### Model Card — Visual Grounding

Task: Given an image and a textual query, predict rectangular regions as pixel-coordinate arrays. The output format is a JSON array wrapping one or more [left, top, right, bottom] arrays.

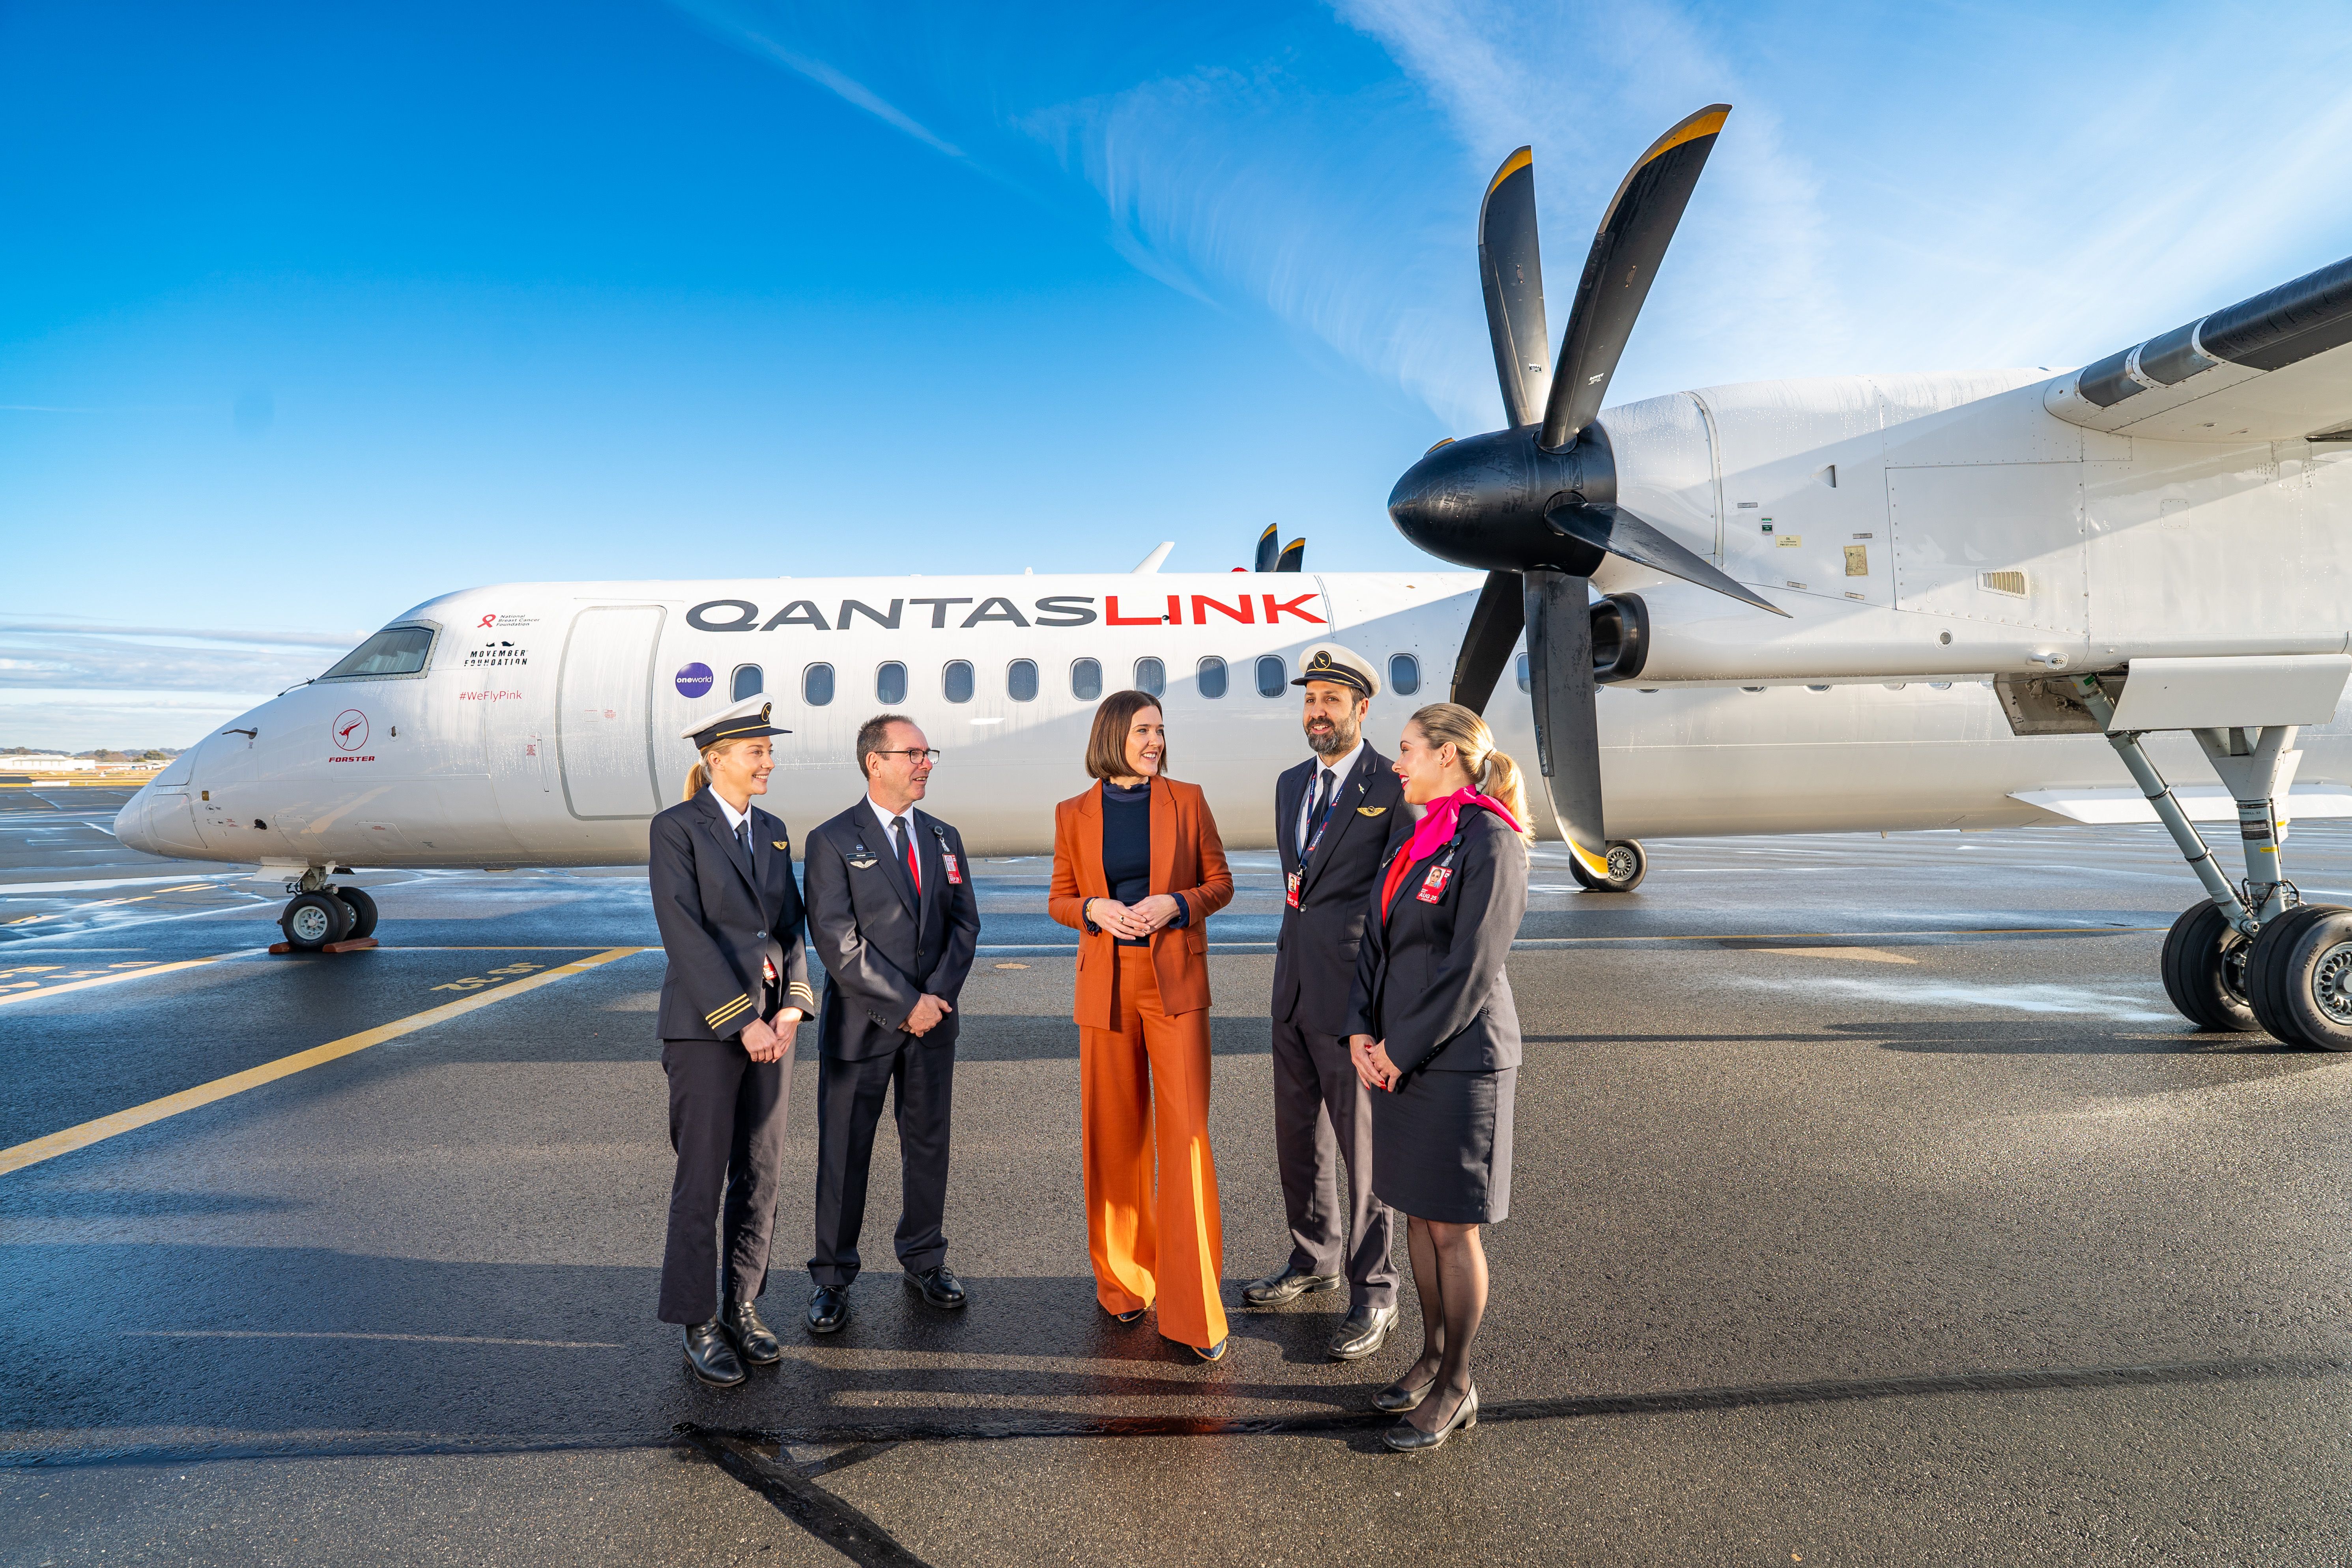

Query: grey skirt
[[1370, 1065, 1515, 1224]]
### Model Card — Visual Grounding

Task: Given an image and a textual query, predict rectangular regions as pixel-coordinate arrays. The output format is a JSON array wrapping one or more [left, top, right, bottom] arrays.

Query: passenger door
[[557, 605, 667, 819]]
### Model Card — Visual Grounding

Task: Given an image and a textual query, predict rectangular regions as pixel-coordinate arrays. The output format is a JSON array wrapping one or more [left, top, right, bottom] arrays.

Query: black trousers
[[658, 1035, 791, 1325], [808, 1037, 955, 1287], [1271, 1015, 1398, 1310]]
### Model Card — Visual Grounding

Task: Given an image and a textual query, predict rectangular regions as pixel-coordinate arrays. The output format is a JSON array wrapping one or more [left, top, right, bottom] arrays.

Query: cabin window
[[731, 664, 763, 701], [320, 624, 436, 680], [1389, 653, 1420, 696], [1514, 652, 1530, 694], [1255, 655, 1286, 698], [877, 662, 908, 704], [1071, 658, 1102, 701], [802, 663, 835, 706], [1133, 658, 1165, 698], [943, 661, 975, 703], [1197, 656, 1228, 699], [1007, 659, 1039, 702]]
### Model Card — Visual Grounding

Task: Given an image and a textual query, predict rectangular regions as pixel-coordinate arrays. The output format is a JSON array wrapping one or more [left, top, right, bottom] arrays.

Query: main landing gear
[[1570, 839, 1647, 893], [276, 868, 378, 952], [2075, 682, 2352, 1049]]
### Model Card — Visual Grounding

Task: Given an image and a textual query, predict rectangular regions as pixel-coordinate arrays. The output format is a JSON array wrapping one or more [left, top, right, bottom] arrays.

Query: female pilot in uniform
[[648, 695, 817, 1387]]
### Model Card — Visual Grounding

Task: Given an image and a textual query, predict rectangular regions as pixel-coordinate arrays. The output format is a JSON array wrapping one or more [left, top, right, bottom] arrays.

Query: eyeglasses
[[875, 748, 942, 764]]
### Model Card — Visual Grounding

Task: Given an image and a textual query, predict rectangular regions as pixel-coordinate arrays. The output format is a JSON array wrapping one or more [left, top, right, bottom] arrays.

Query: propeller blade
[[1522, 568, 1610, 877], [1478, 146, 1550, 429], [1538, 105, 1729, 452], [1449, 570, 1525, 713], [1277, 537, 1305, 572], [1254, 524, 1279, 574], [1546, 500, 1788, 617]]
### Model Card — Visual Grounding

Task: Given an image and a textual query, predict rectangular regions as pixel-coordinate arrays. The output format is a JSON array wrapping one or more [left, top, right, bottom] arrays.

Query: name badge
[[941, 851, 963, 885], [1416, 865, 1452, 903], [1285, 869, 1302, 909], [762, 956, 778, 983]]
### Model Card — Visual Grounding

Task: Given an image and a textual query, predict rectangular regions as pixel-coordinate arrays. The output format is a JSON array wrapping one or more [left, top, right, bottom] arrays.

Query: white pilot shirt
[[1296, 738, 1365, 856]]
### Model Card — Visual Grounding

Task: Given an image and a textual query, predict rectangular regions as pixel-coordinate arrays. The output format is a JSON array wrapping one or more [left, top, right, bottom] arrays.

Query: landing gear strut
[[2076, 678, 2349, 1048]]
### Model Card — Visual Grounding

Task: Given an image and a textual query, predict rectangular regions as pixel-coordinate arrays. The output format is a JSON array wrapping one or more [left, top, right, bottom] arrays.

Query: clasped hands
[[739, 1008, 804, 1064], [1349, 1033, 1402, 1093], [1086, 893, 1183, 942], [903, 992, 954, 1037]]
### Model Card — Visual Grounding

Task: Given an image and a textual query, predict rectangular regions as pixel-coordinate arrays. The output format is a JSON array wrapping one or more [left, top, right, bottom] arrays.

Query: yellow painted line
[[0, 945, 646, 1176], [0, 953, 242, 1005]]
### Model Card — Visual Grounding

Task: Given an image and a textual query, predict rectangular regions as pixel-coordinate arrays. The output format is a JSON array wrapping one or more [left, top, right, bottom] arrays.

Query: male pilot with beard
[[1241, 644, 1414, 1359]]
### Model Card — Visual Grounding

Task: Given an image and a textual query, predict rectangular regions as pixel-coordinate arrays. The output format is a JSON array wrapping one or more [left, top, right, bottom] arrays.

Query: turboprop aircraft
[[114, 104, 2352, 1046]]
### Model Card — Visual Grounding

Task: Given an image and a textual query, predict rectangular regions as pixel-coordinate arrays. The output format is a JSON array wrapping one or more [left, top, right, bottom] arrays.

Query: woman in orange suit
[[1049, 689, 1236, 1359]]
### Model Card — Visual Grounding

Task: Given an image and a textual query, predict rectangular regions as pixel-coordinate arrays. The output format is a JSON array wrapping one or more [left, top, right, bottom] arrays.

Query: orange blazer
[[1049, 776, 1234, 1029]]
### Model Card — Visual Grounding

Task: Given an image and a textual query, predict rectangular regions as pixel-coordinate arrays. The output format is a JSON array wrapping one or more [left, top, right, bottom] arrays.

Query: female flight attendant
[[647, 695, 817, 1388], [1346, 702, 1530, 1450], [1048, 690, 1236, 1359]]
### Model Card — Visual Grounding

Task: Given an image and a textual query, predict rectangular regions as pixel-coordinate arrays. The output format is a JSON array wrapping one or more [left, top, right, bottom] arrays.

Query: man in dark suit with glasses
[[800, 714, 981, 1335]]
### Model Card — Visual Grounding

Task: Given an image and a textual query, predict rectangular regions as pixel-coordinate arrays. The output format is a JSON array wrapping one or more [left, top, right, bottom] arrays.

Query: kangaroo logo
[[333, 710, 370, 752]]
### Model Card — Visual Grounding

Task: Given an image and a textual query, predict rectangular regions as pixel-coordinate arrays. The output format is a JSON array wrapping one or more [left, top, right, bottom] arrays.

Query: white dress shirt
[[1296, 739, 1364, 856], [711, 789, 754, 863], [869, 795, 920, 864]]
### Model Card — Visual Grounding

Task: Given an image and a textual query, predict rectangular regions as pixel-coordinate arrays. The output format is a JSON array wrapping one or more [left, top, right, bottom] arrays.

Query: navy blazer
[[649, 789, 814, 1042], [802, 800, 982, 1062], [1271, 746, 1411, 1036], [1345, 806, 1527, 1076]]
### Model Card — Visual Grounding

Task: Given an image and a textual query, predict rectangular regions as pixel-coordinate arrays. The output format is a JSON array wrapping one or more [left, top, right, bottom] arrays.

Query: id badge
[[1285, 869, 1302, 909], [1416, 865, 1452, 904], [942, 851, 963, 885], [763, 955, 778, 983]]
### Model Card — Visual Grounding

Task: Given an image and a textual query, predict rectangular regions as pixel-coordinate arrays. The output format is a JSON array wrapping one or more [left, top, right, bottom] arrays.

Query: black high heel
[[1382, 1384, 1477, 1451], [1373, 1370, 1440, 1413]]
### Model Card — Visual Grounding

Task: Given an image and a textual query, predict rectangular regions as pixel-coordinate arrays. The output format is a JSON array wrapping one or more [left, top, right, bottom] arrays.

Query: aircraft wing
[[2043, 252, 2352, 442]]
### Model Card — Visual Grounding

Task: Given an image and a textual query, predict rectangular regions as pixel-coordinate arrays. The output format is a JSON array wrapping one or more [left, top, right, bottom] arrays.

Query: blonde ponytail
[[682, 736, 747, 802], [1408, 702, 1532, 839]]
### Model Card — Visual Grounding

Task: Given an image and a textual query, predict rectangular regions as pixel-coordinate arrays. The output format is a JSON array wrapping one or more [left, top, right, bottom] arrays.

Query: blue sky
[[6, 0, 2350, 748]]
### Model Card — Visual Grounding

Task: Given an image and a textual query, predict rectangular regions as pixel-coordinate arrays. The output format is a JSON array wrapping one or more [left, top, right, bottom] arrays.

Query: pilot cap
[[682, 694, 790, 751], [1291, 643, 1379, 699]]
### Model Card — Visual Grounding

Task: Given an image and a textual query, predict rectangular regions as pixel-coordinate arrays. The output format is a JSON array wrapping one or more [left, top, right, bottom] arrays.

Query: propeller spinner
[[1388, 105, 1784, 878]]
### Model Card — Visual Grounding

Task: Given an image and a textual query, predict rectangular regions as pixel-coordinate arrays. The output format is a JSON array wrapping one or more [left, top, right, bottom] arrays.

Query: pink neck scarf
[[1404, 786, 1523, 862]]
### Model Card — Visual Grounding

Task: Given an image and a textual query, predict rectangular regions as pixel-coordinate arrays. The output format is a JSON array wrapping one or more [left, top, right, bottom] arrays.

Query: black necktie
[[1303, 769, 1334, 857], [735, 818, 753, 868], [892, 815, 919, 894]]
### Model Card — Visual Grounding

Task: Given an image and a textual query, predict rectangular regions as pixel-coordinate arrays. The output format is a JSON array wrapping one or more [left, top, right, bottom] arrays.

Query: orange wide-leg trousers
[[1081, 946, 1228, 1349]]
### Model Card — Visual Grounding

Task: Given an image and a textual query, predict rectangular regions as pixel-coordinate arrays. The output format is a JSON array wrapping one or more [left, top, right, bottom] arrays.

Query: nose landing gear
[[273, 868, 379, 953]]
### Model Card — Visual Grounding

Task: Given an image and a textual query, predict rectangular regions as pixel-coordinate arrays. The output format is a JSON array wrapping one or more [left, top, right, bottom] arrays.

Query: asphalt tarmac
[[5, 784, 2351, 1565]]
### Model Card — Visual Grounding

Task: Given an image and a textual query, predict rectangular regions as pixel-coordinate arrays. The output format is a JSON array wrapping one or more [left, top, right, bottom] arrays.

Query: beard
[[1306, 712, 1359, 758]]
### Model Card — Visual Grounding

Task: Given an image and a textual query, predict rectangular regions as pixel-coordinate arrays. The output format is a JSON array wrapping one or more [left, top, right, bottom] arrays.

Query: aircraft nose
[[114, 786, 159, 856]]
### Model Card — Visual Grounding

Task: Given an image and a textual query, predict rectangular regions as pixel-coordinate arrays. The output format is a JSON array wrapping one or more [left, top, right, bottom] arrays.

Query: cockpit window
[[320, 624, 437, 681]]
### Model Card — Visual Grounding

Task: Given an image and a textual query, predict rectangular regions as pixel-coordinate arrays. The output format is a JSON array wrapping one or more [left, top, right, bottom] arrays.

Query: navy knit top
[[1099, 779, 1189, 946]]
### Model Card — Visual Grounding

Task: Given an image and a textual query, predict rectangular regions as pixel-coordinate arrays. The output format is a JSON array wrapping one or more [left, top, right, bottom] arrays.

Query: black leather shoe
[[1374, 1370, 1438, 1412], [1327, 1302, 1397, 1361], [1191, 1337, 1229, 1362], [723, 1299, 782, 1366], [1384, 1385, 1477, 1451], [1103, 1301, 1148, 1324], [683, 1319, 746, 1387], [905, 1265, 967, 1310], [1240, 1269, 1344, 1306], [806, 1285, 849, 1335]]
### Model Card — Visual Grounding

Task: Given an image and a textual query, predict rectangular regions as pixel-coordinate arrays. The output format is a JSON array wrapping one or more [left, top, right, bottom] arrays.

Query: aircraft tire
[[2247, 906, 2352, 1050], [1572, 839, 1647, 894], [280, 891, 353, 951], [2157, 899, 2258, 1033], [333, 886, 379, 940]]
